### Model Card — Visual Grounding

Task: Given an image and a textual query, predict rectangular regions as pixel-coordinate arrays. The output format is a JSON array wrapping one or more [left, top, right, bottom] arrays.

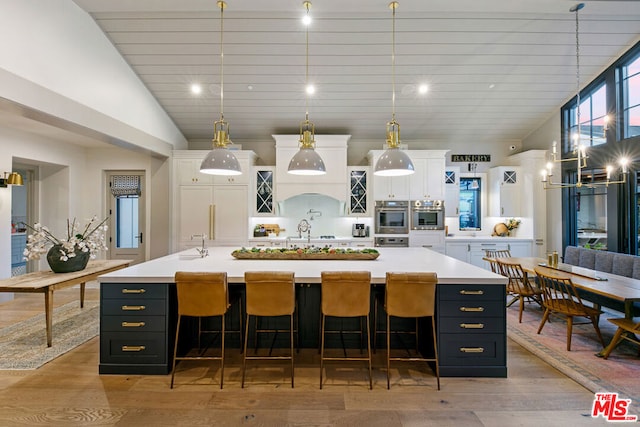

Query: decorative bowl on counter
[[231, 247, 379, 260]]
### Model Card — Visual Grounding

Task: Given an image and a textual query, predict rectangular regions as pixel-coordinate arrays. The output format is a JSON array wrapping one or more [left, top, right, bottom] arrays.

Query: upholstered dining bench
[[563, 246, 640, 316]]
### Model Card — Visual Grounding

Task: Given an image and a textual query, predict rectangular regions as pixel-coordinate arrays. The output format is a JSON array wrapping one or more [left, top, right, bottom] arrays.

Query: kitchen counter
[[98, 246, 505, 285], [98, 246, 507, 377]]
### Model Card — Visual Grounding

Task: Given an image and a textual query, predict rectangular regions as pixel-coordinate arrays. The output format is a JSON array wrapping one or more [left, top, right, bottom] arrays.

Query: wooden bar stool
[[171, 271, 238, 389], [320, 271, 372, 390], [242, 271, 296, 388], [383, 272, 440, 390]]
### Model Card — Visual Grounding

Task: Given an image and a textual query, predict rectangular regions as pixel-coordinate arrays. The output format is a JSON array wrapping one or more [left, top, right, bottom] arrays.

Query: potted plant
[[22, 216, 109, 273]]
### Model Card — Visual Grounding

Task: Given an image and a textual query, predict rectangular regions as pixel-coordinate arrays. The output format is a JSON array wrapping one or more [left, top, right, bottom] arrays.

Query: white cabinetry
[[409, 153, 446, 200], [409, 230, 445, 254], [368, 150, 447, 201], [173, 150, 255, 251], [509, 150, 548, 257], [446, 239, 532, 270], [368, 150, 410, 200], [274, 134, 349, 201], [444, 166, 460, 217], [176, 158, 213, 185], [489, 166, 521, 217]]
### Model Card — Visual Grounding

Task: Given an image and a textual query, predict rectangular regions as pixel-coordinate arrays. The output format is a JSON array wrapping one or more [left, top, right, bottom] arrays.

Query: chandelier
[[374, 1, 415, 177], [541, 3, 627, 189], [200, 1, 242, 176], [288, 1, 326, 176]]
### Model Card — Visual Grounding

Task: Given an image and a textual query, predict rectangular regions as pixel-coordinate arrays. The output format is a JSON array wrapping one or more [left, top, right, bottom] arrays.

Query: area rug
[[0, 300, 99, 369], [507, 303, 640, 402]]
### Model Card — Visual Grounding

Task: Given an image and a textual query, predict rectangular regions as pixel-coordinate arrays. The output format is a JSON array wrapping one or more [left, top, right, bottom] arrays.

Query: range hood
[[273, 134, 350, 202]]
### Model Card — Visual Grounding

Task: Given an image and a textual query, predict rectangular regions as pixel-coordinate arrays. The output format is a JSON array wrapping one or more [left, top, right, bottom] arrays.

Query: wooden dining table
[[497, 257, 640, 357], [500, 257, 640, 320]]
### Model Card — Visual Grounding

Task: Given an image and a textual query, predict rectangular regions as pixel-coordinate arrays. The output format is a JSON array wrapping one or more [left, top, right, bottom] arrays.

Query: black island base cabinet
[[98, 282, 506, 378]]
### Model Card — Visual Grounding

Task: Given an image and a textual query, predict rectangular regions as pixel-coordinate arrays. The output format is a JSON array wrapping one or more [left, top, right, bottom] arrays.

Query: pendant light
[[288, 1, 326, 176], [374, 1, 414, 177], [200, 0, 242, 176], [540, 3, 628, 189]]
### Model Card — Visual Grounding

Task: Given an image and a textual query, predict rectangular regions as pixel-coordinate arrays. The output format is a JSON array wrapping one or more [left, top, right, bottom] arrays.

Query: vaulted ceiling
[[69, 0, 640, 146]]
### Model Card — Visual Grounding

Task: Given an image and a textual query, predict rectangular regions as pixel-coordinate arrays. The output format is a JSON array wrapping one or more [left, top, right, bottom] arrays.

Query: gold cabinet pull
[[209, 204, 215, 239], [121, 288, 146, 294], [122, 345, 146, 352], [121, 305, 146, 311], [459, 323, 485, 329], [460, 347, 485, 353], [121, 321, 146, 328], [459, 290, 484, 295], [459, 306, 485, 312]]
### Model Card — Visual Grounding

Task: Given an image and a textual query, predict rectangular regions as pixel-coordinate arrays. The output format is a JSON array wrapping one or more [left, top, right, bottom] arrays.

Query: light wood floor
[[0, 286, 611, 426]]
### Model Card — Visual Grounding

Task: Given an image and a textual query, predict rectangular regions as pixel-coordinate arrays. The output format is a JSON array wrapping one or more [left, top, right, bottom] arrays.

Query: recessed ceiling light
[[306, 84, 315, 95], [190, 83, 202, 95], [489, 84, 496, 89], [247, 85, 254, 90], [418, 84, 428, 94]]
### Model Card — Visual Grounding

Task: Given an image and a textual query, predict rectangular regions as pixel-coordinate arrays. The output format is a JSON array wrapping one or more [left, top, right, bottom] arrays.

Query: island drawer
[[438, 284, 504, 301], [101, 315, 166, 332], [438, 334, 506, 366], [439, 300, 505, 317], [102, 298, 166, 316], [100, 332, 167, 364], [102, 284, 166, 299], [438, 316, 504, 334]]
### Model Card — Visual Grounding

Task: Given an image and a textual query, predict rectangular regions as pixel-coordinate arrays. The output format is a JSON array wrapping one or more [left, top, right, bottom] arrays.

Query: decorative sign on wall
[[451, 154, 491, 162]]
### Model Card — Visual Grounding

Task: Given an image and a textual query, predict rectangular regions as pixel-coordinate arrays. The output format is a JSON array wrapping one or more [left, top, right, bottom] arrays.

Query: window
[[569, 83, 607, 148], [622, 54, 640, 139], [575, 170, 608, 250], [459, 178, 481, 230]]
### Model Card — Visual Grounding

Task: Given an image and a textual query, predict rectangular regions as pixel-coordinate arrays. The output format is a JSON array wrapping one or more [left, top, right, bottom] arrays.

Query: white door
[[107, 172, 146, 265]]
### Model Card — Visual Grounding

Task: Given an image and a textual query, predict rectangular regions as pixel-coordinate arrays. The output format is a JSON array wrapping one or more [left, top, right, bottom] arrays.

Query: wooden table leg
[[80, 282, 86, 308], [596, 300, 634, 357], [44, 289, 53, 347]]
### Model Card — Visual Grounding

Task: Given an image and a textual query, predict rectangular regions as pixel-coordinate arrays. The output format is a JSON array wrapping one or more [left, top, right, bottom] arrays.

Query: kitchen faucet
[[191, 234, 208, 258], [297, 219, 311, 242]]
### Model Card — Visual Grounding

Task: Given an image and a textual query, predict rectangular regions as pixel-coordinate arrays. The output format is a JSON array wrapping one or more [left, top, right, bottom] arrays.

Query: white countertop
[[98, 246, 506, 285]]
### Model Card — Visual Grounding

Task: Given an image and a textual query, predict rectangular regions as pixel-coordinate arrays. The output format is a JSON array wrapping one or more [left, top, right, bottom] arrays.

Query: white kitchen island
[[98, 247, 507, 377]]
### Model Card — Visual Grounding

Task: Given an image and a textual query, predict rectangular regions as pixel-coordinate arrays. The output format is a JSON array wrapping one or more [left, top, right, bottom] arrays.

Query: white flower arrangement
[[505, 218, 521, 232], [22, 216, 109, 262]]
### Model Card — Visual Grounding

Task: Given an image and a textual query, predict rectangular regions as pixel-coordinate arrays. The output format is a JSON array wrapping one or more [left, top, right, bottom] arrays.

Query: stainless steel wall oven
[[411, 200, 445, 230], [374, 200, 409, 234]]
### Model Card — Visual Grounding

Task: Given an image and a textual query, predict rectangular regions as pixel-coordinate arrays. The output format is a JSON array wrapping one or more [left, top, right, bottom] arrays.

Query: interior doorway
[[107, 171, 146, 265]]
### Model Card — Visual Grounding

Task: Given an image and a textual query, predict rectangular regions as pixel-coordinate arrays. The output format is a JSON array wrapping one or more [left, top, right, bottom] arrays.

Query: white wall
[[0, 128, 170, 280], [0, 0, 187, 155]]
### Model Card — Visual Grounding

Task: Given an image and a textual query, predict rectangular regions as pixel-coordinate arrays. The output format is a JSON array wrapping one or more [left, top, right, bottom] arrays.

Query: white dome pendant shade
[[200, 121, 242, 176], [288, 119, 326, 175], [199, 0, 242, 176], [288, 1, 326, 176], [374, 1, 415, 177]]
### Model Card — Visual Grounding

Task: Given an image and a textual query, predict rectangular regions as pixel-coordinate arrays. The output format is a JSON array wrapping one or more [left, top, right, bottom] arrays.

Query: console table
[[0, 259, 131, 346]]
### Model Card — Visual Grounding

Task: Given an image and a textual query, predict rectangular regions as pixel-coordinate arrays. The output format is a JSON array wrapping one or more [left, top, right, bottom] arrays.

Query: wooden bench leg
[[44, 289, 53, 347], [80, 282, 86, 309]]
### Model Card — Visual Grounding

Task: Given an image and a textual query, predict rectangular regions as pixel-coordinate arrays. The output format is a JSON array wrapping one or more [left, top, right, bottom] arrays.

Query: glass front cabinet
[[254, 167, 275, 216], [348, 167, 370, 216]]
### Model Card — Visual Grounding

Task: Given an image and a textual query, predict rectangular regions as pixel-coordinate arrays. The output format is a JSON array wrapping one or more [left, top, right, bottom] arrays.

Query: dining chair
[[171, 271, 240, 389], [534, 267, 605, 351], [242, 271, 296, 388], [496, 259, 543, 323], [383, 272, 440, 390], [320, 271, 372, 390], [601, 318, 640, 359]]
